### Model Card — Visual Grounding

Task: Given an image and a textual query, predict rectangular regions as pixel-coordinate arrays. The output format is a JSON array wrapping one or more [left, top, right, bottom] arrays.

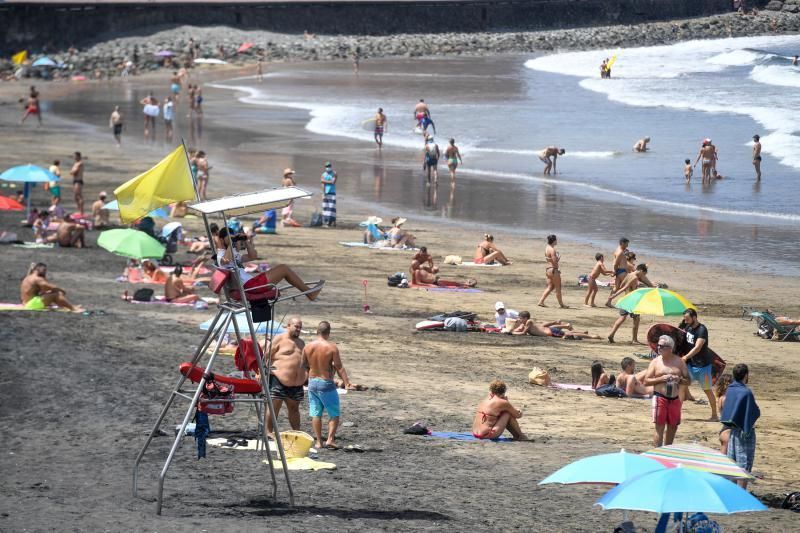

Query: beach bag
[[781, 491, 800, 513], [132, 288, 154, 302], [595, 384, 627, 398], [209, 268, 231, 294], [528, 367, 551, 387], [443, 317, 468, 332], [198, 378, 235, 415], [443, 255, 463, 265], [309, 211, 323, 227], [387, 272, 406, 287]]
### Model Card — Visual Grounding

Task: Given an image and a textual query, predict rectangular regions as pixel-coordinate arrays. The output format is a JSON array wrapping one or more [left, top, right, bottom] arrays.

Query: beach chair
[[754, 311, 800, 341]]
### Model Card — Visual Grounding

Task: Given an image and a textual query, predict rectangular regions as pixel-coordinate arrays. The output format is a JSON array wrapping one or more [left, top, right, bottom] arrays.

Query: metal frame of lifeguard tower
[[132, 186, 323, 515]]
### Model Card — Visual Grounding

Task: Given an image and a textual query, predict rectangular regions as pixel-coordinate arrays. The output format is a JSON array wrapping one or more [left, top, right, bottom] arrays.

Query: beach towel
[[411, 283, 482, 293], [548, 383, 594, 391], [127, 295, 215, 307], [425, 431, 513, 442], [577, 274, 613, 287], [456, 262, 502, 268], [338, 241, 418, 251], [12, 242, 55, 249], [321, 193, 336, 225], [720, 381, 760, 435], [0, 302, 65, 312]]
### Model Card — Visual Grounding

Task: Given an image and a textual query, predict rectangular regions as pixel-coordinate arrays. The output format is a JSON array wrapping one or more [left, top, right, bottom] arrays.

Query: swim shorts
[[652, 393, 682, 426], [549, 327, 564, 338], [614, 268, 627, 276], [113, 123, 123, 135], [49, 186, 61, 198], [374, 126, 384, 135], [727, 428, 756, 472], [619, 309, 639, 319], [269, 374, 304, 402], [307, 378, 340, 418], [24, 296, 46, 310], [171, 83, 180, 94], [687, 364, 712, 391]]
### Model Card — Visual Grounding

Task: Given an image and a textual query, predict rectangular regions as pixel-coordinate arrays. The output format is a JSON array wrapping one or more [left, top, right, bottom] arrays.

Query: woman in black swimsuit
[[537, 234, 567, 308]]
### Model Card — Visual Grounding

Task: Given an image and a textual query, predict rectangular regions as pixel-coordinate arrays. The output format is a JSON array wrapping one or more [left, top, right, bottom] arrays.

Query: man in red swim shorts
[[643, 335, 690, 447]]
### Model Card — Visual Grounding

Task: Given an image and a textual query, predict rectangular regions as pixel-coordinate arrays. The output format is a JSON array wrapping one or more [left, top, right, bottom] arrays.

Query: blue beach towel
[[426, 431, 513, 442]]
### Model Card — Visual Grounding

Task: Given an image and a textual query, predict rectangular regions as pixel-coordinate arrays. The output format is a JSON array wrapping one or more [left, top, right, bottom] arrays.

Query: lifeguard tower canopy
[[189, 186, 312, 216]]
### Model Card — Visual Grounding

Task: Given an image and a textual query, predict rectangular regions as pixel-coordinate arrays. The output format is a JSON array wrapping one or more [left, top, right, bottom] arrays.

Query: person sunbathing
[[764, 309, 800, 326], [410, 246, 439, 284], [55, 221, 86, 248], [20, 262, 82, 312], [472, 379, 527, 441], [189, 223, 218, 254], [474, 233, 512, 265], [142, 260, 168, 283], [616, 357, 653, 398], [165, 265, 199, 304], [591, 361, 610, 389], [387, 217, 416, 249], [511, 311, 600, 339]]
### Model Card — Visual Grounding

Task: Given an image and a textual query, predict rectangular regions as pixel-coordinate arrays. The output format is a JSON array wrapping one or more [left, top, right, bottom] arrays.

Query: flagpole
[[180, 138, 217, 258]]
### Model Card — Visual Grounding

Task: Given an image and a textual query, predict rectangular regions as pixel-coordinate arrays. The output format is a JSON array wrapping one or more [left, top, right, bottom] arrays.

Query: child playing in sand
[[684, 159, 693, 182], [585, 253, 613, 307]]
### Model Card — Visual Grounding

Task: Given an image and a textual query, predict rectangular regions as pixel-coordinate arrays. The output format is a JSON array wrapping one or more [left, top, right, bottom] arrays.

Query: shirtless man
[[195, 151, 209, 201], [91, 191, 110, 228], [642, 335, 690, 447], [70, 151, 85, 214], [538, 146, 565, 175], [55, 221, 86, 248], [633, 136, 650, 153], [20, 263, 81, 312], [694, 140, 716, 185], [616, 357, 653, 398], [374, 107, 387, 148], [752, 134, 762, 181], [410, 246, 439, 284], [169, 71, 182, 104], [606, 263, 655, 344], [164, 265, 198, 304], [303, 321, 353, 449], [472, 380, 527, 440], [109, 106, 123, 146], [20, 85, 42, 126], [414, 99, 429, 128], [611, 237, 630, 291], [266, 317, 307, 434]]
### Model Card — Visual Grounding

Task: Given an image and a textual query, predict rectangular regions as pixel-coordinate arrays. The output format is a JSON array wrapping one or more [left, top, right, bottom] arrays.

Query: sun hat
[[393, 217, 407, 226], [495, 301, 505, 311], [283, 168, 295, 176], [358, 215, 383, 227]]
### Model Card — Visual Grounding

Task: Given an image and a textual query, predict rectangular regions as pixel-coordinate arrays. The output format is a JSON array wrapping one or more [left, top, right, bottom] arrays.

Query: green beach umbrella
[[615, 288, 695, 317], [97, 228, 165, 260]]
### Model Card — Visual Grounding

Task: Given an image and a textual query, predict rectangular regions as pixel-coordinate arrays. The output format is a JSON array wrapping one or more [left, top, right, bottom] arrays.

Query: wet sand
[[0, 70, 799, 531]]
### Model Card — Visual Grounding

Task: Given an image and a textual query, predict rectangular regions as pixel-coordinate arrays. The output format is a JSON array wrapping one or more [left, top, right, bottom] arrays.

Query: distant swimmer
[[423, 135, 440, 184], [752, 134, 762, 181], [444, 138, 462, 184], [684, 159, 693, 182], [538, 146, 565, 175], [693, 139, 716, 185], [633, 136, 650, 153], [374, 107, 387, 148], [793, 55, 798, 66]]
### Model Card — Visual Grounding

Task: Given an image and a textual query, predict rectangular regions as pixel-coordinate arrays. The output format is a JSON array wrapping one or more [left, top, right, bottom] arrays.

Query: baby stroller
[[158, 222, 182, 266]]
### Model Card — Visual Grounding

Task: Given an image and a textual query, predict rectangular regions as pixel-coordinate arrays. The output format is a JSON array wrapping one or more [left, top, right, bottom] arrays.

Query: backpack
[[309, 211, 323, 227], [387, 272, 407, 287], [132, 288, 154, 302], [595, 384, 627, 398]]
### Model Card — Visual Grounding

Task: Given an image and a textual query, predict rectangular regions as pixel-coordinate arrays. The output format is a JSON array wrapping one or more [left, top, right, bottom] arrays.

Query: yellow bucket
[[279, 430, 314, 458]]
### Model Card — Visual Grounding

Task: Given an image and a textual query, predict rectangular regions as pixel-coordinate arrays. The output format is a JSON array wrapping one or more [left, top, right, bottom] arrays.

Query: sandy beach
[[1, 65, 799, 532]]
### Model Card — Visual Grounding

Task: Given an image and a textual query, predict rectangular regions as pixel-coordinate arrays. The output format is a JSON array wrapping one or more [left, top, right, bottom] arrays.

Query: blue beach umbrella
[[540, 449, 667, 486], [596, 467, 767, 514], [103, 199, 170, 219], [0, 164, 60, 217], [32, 57, 57, 67], [199, 314, 285, 335]]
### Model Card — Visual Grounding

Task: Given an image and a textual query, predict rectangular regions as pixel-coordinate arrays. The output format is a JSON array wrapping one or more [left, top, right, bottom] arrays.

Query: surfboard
[[414, 125, 424, 135], [361, 118, 377, 131]]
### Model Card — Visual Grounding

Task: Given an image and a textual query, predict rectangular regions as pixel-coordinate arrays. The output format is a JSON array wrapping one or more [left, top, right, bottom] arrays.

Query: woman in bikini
[[474, 234, 511, 265], [537, 234, 567, 308], [714, 373, 733, 454], [472, 380, 527, 441], [591, 361, 611, 389]]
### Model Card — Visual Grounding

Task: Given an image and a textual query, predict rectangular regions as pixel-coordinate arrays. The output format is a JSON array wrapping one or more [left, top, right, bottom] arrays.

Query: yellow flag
[[12, 50, 28, 65], [114, 145, 196, 223]]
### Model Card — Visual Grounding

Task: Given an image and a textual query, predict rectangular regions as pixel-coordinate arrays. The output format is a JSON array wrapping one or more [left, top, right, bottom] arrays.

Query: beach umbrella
[[98, 228, 165, 260], [32, 57, 57, 67], [615, 288, 695, 317], [237, 42, 254, 53], [199, 314, 285, 335], [0, 195, 24, 211], [0, 164, 60, 217], [540, 449, 668, 486], [103, 199, 170, 219], [641, 443, 753, 480], [154, 50, 174, 57], [161, 221, 182, 238], [596, 467, 766, 514]]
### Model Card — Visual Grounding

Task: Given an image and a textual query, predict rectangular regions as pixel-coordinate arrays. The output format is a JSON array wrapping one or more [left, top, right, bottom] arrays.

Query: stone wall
[[764, 0, 800, 12], [1, 0, 735, 52]]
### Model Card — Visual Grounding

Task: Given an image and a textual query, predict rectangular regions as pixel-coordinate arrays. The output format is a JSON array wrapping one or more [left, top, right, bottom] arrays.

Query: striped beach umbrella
[[616, 288, 695, 317], [641, 443, 753, 480]]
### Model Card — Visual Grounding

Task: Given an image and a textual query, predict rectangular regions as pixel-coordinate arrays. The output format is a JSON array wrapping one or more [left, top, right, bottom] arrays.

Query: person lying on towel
[[472, 380, 527, 440], [511, 311, 600, 340]]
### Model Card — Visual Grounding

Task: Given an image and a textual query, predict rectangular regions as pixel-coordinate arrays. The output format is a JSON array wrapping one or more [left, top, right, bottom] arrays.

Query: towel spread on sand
[[549, 383, 594, 391], [425, 431, 514, 442], [454, 262, 502, 268], [411, 283, 483, 293], [127, 296, 216, 307], [339, 241, 419, 251], [577, 275, 613, 287], [12, 242, 55, 249]]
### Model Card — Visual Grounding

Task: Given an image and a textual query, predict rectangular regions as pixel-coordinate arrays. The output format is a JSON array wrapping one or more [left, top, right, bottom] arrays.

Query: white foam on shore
[[706, 49, 764, 66], [750, 64, 800, 88]]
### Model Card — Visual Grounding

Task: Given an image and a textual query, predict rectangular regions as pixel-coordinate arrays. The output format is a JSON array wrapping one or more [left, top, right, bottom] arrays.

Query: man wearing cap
[[281, 168, 301, 227], [494, 302, 519, 331], [320, 162, 337, 227], [642, 335, 690, 447], [91, 191, 110, 228], [752, 134, 762, 181]]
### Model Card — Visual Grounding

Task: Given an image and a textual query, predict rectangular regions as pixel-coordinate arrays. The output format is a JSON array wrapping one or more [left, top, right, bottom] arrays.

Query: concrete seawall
[[1, 0, 741, 51]]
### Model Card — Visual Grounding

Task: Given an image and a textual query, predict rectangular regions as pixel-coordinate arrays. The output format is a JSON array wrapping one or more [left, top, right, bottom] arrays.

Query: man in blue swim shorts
[[680, 309, 717, 421], [303, 321, 353, 449]]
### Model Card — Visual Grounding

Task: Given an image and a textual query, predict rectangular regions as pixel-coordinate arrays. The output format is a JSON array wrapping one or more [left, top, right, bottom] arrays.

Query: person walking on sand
[[20, 85, 42, 126], [633, 136, 650, 153], [642, 335, 690, 447], [20, 262, 82, 312], [281, 168, 301, 227], [445, 138, 462, 184], [163, 96, 175, 143], [472, 380, 527, 441], [679, 309, 718, 421], [752, 134, 762, 181], [374, 108, 387, 148], [606, 263, 655, 344], [585, 253, 613, 307], [303, 321, 353, 449], [721, 363, 760, 488], [321, 162, 337, 227], [109, 106, 123, 146], [537, 234, 567, 308], [538, 146, 565, 175], [611, 237, 630, 290], [70, 151, 85, 214], [352, 48, 360, 74], [265, 317, 307, 435]]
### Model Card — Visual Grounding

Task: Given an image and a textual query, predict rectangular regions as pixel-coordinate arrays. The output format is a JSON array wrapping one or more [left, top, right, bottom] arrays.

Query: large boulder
[[765, 0, 784, 9]]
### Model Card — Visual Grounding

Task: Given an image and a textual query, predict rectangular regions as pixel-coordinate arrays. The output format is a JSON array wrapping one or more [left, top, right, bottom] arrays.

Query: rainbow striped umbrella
[[616, 288, 695, 316], [642, 443, 753, 480]]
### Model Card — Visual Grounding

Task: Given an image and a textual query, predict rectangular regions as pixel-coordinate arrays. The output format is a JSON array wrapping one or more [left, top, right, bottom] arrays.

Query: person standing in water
[[444, 138, 462, 185], [256, 57, 264, 82], [423, 135, 440, 185], [163, 96, 175, 143], [109, 106, 123, 147], [374, 108, 387, 148], [633, 136, 650, 152], [538, 146, 565, 175], [694, 140, 716, 185], [414, 99, 429, 129], [752, 134, 762, 181]]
